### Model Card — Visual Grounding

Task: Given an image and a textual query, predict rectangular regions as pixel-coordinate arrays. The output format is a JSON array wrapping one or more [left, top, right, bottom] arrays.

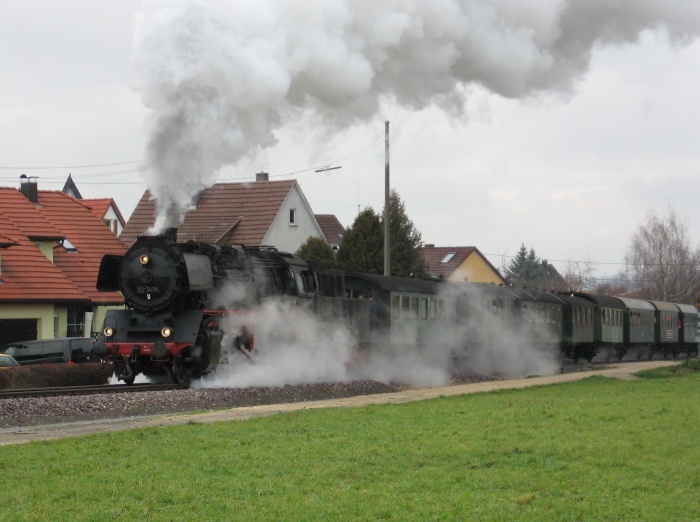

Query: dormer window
[[440, 252, 456, 264], [289, 208, 297, 226], [103, 218, 118, 234]]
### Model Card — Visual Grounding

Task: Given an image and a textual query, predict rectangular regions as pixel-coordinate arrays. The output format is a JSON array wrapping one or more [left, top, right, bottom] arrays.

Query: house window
[[289, 208, 297, 226], [103, 218, 118, 234], [440, 252, 456, 263]]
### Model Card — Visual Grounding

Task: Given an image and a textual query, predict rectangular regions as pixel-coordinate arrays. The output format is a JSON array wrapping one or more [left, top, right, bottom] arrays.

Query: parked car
[[0, 353, 19, 367], [2, 337, 94, 365]]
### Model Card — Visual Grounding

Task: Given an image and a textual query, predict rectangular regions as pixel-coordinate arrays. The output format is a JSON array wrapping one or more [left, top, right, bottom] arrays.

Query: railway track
[[0, 359, 659, 400], [3, 356, 695, 402], [0, 383, 188, 400]]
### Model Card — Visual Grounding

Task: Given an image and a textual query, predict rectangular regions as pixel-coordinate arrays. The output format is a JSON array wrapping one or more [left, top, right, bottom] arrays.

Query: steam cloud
[[198, 285, 562, 389], [132, 0, 700, 230]]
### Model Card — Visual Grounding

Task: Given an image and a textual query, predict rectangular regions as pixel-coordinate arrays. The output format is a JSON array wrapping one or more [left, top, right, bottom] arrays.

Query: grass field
[[1, 362, 699, 521]]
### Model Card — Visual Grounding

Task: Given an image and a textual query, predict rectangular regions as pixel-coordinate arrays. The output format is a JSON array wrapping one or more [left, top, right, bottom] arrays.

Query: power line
[[0, 160, 141, 170]]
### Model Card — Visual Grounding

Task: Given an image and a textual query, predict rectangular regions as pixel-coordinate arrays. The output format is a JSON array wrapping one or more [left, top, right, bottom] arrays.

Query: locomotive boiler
[[93, 229, 317, 384]]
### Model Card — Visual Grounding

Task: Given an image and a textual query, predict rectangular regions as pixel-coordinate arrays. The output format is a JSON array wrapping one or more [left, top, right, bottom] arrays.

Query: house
[[62, 174, 127, 236], [120, 173, 325, 252], [315, 214, 345, 251], [83, 198, 127, 236], [539, 261, 569, 292], [0, 178, 126, 346], [422, 245, 507, 285]]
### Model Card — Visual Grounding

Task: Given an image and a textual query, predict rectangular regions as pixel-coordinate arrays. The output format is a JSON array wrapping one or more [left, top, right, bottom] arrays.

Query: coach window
[[402, 296, 410, 316], [420, 298, 428, 320]]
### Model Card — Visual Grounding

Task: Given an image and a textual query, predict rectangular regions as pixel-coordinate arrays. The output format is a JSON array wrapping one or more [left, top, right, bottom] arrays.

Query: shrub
[[0, 362, 114, 389]]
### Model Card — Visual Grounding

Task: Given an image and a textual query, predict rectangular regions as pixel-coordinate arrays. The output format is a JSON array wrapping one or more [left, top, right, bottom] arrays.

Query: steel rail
[[0, 383, 188, 400]]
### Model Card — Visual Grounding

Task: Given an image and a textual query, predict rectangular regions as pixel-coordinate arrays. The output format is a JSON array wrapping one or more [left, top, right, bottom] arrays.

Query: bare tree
[[625, 207, 700, 303], [594, 272, 633, 297], [561, 258, 598, 291]]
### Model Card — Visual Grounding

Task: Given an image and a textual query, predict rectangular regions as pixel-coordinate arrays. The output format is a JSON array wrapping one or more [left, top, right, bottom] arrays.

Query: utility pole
[[384, 120, 391, 276]]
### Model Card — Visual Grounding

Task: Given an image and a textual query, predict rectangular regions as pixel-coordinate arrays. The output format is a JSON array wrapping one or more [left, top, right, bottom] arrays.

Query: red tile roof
[[120, 180, 297, 246], [315, 214, 345, 247], [0, 188, 63, 240], [0, 187, 126, 305], [36, 192, 126, 304], [0, 233, 17, 248], [0, 212, 88, 302], [82, 197, 126, 227]]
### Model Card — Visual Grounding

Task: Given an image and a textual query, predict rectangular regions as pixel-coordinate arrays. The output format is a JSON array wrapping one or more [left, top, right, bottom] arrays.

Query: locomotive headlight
[[103, 326, 114, 337], [161, 327, 172, 338], [140, 254, 150, 265]]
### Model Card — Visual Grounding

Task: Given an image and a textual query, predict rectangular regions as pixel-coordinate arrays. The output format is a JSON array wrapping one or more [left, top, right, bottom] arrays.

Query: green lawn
[[1, 363, 699, 521]]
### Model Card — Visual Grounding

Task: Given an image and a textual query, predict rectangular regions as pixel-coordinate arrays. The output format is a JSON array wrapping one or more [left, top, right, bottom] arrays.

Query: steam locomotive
[[93, 230, 317, 384]]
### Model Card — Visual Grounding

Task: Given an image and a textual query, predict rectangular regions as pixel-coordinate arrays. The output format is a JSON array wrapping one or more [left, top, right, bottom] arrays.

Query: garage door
[[0, 319, 38, 348]]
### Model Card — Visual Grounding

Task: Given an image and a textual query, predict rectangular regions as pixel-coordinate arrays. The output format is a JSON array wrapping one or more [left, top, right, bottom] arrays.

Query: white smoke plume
[[197, 284, 561, 389], [132, 0, 700, 229]]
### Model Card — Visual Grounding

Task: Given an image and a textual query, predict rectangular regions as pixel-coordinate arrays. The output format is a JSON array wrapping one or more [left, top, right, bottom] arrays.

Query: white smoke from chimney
[[132, 0, 700, 229]]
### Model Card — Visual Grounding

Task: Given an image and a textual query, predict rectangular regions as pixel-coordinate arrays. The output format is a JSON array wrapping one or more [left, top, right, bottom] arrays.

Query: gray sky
[[1, 1, 699, 283]]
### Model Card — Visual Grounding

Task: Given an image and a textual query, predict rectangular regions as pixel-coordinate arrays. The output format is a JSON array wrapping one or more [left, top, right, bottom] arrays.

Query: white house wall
[[104, 205, 124, 236], [263, 184, 324, 252]]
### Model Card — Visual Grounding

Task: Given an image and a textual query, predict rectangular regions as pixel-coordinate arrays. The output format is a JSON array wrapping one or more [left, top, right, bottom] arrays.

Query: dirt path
[[0, 360, 678, 446]]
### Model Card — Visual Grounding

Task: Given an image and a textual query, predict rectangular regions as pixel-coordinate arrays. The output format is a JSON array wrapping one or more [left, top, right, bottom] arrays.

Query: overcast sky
[[1, 1, 699, 282]]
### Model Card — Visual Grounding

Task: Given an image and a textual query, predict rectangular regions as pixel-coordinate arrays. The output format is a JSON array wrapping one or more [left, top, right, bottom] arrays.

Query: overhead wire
[[0, 127, 676, 274]]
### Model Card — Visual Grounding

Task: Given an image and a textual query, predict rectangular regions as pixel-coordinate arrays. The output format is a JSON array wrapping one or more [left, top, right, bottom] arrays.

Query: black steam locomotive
[[93, 230, 316, 384]]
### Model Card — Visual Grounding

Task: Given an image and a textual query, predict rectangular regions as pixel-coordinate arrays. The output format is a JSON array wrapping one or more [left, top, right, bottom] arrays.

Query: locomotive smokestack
[[163, 227, 178, 242]]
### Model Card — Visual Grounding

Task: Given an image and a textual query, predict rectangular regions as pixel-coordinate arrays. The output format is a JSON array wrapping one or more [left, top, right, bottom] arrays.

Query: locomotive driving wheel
[[172, 355, 191, 386]]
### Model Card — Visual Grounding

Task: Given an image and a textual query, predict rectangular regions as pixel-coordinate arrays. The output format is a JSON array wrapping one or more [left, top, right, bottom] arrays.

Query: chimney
[[255, 172, 269, 182], [19, 174, 39, 203]]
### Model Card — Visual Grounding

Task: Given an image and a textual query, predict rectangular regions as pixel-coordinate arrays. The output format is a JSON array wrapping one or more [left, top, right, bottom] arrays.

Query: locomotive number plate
[[137, 286, 161, 294]]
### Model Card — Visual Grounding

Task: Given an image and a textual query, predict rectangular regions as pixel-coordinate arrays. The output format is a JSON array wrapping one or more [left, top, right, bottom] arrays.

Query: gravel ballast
[[1, 379, 488, 429]]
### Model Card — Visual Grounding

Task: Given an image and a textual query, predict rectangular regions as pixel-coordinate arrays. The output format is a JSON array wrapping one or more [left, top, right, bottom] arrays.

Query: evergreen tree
[[337, 191, 428, 277], [382, 190, 429, 278], [505, 243, 546, 287], [337, 208, 384, 273], [296, 236, 338, 268]]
